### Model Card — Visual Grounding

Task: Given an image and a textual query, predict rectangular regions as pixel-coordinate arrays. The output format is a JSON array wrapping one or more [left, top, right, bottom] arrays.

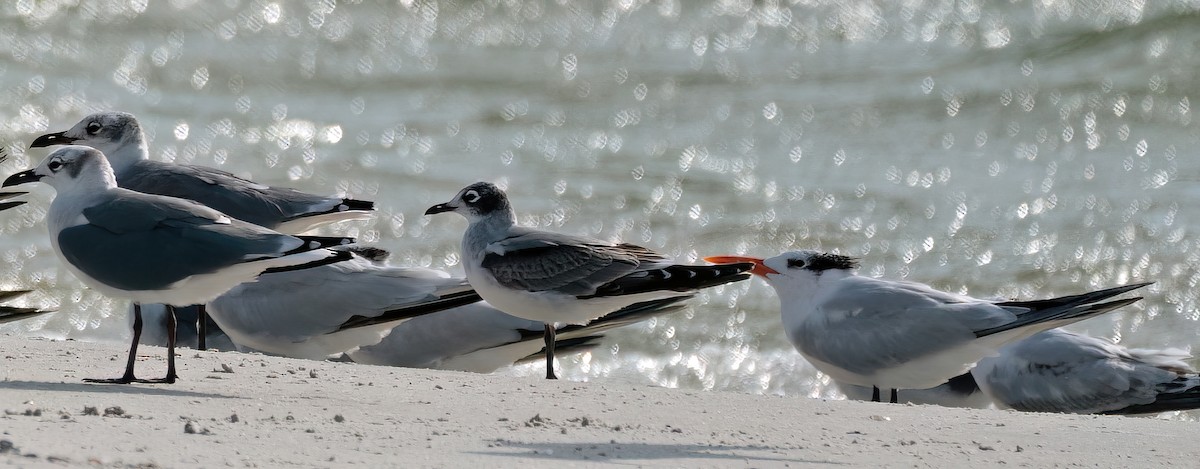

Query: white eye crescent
[[463, 190, 481, 204]]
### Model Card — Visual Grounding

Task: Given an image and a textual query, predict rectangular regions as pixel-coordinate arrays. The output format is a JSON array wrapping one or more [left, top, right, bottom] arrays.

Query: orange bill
[[703, 255, 778, 276]]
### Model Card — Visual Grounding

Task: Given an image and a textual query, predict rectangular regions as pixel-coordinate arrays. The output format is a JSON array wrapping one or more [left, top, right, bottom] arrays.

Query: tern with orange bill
[[704, 250, 1151, 403]]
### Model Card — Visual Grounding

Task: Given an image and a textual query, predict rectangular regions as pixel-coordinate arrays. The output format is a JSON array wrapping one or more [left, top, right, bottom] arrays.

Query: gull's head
[[2, 145, 117, 193], [30, 112, 146, 170], [424, 182, 513, 223], [704, 250, 859, 290]]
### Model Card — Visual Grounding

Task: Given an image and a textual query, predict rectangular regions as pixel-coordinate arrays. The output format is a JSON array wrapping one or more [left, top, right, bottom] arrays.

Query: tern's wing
[[208, 257, 475, 359], [792, 276, 1016, 376], [347, 302, 540, 372], [974, 329, 1193, 414]]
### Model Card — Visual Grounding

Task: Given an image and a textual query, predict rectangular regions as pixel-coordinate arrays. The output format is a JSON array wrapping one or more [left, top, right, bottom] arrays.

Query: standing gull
[[30, 112, 374, 233], [2, 146, 353, 383], [704, 251, 1150, 403], [425, 182, 753, 379], [30, 112, 375, 348]]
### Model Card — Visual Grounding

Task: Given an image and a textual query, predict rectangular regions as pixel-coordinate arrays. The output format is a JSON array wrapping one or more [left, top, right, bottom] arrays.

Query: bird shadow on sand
[[0, 379, 239, 399], [472, 439, 844, 465]]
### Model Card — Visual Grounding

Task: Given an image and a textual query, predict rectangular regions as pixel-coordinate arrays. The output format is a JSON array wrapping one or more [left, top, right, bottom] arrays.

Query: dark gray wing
[[118, 159, 347, 229], [480, 230, 662, 296], [58, 191, 300, 291]]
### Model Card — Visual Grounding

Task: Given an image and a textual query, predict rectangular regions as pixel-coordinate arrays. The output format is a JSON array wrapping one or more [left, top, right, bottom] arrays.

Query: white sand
[[2, 335, 1197, 468]]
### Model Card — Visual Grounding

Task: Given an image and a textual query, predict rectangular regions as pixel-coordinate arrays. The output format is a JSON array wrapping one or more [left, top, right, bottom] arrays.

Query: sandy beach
[[0, 336, 1196, 468]]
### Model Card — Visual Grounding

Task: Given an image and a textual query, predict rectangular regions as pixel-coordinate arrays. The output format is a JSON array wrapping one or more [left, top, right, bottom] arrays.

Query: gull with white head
[[31, 112, 374, 349], [2, 146, 354, 383]]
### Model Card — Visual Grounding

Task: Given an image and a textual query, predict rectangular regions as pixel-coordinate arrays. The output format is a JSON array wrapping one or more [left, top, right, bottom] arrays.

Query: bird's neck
[[776, 269, 855, 334], [103, 140, 150, 174], [463, 209, 516, 257]]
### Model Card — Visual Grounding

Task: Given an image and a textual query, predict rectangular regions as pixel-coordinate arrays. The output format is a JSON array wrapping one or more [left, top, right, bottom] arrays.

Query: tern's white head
[[30, 111, 148, 173], [705, 250, 860, 299], [2, 145, 118, 196], [424, 181, 515, 226]]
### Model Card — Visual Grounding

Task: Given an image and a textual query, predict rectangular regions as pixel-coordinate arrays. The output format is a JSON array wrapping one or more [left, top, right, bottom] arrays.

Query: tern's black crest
[[800, 252, 860, 272], [459, 182, 510, 216]]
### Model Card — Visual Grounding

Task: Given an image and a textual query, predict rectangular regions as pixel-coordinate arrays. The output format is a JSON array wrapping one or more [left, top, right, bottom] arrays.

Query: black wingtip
[[0, 307, 55, 325], [340, 198, 375, 211], [0, 290, 33, 302], [262, 249, 354, 275], [290, 235, 356, 254], [1100, 381, 1200, 415], [335, 289, 483, 331]]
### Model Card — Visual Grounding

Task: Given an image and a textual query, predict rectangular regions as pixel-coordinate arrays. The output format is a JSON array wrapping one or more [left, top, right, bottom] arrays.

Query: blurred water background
[[0, 0, 1197, 412]]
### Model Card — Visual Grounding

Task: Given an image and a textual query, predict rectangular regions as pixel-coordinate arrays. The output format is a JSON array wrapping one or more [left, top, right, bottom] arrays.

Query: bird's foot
[[83, 375, 137, 385], [133, 375, 177, 385]]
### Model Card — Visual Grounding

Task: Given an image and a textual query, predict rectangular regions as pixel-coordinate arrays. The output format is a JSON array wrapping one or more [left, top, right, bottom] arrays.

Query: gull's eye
[[48, 160, 63, 172], [85, 122, 101, 135], [462, 190, 481, 204], [787, 258, 806, 269]]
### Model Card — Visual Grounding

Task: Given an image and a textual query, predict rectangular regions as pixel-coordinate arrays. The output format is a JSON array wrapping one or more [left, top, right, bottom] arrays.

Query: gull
[[30, 112, 374, 233], [137, 246, 689, 371], [200, 248, 481, 360], [971, 329, 1200, 415], [31, 112, 375, 348], [2, 146, 354, 384], [703, 251, 1150, 403], [426, 182, 753, 379], [0, 290, 55, 325], [348, 295, 691, 373]]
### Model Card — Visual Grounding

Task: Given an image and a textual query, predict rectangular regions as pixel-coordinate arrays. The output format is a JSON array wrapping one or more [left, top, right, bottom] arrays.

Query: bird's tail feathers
[[582, 263, 752, 298], [976, 296, 1142, 338], [339, 198, 375, 212], [334, 289, 483, 332], [262, 249, 353, 275], [1101, 376, 1200, 415], [0, 306, 55, 325], [287, 235, 356, 255], [514, 335, 606, 366], [556, 295, 692, 340], [996, 282, 1152, 311], [0, 289, 33, 303]]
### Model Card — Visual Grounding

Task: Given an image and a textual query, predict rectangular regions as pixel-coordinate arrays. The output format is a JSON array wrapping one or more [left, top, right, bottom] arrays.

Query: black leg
[[871, 386, 880, 402], [84, 303, 143, 384], [197, 304, 207, 351], [543, 323, 558, 380], [890, 388, 899, 404], [131, 305, 179, 384]]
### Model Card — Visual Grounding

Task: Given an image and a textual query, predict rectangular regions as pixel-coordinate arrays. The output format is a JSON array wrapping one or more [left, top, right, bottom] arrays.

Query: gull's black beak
[[425, 203, 455, 215], [29, 131, 76, 148], [2, 169, 43, 187]]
